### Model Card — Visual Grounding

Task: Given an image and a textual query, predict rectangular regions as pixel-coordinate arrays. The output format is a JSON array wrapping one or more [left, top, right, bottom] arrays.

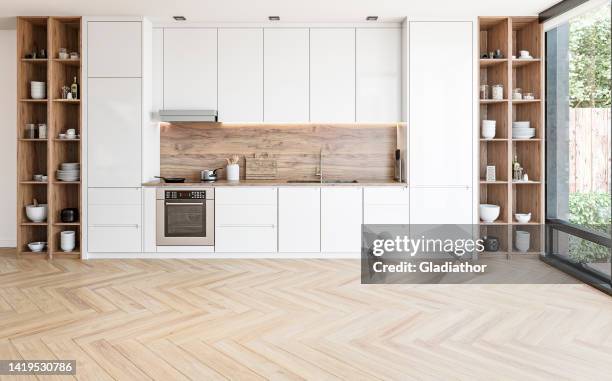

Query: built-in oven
[[156, 188, 214, 246]]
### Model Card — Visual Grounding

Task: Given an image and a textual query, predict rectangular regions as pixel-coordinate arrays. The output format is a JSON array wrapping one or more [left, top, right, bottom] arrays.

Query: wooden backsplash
[[160, 123, 399, 181]]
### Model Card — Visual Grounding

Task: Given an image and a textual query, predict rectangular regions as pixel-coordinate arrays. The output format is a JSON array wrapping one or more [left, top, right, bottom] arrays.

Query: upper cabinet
[[309, 28, 356, 123], [163, 28, 217, 110], [409, 21, 473, 186], [87, 21, 142, 77], [356, 28, 402, 123], [263, 28, 310, 123], [218, 28, 264, 122]]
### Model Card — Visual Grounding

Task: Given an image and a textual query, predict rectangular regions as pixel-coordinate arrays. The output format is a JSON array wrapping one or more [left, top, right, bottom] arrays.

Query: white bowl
[[482, 127, 496, 139], [27, 241, 46, 252], [25, 204, 48, 222], [479, 204, 500, 223], [515, 213, 532, 223]]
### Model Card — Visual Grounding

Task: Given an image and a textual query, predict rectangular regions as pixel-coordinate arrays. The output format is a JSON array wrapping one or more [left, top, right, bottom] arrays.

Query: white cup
[[519, 50, 530, 58], [60, 230, 76, 252], [66, 129, 76, 136]]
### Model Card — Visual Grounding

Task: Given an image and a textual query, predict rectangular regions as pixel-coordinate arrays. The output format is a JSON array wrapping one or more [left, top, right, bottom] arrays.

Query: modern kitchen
[[1, 0, 611, 378]]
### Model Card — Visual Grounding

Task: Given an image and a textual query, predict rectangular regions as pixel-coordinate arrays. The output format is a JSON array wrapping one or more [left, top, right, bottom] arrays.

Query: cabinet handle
[[90, 224, 140, 228]]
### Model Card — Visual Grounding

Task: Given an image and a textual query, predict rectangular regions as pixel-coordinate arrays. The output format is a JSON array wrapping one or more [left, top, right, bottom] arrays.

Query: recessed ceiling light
[[366, 16, 378, 21], [268, 16, 280, 21], [173, 16, 186, 21]]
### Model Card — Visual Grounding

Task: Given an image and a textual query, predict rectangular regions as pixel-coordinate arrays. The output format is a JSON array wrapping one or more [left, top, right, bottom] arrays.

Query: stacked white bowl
[[57, 162, 80, 181], [515, 230, 531, 252], [481, 120, 496, 140], [60, 231, 76, 252], [512, 121, 535, 139], [30, 81, 46, 99]]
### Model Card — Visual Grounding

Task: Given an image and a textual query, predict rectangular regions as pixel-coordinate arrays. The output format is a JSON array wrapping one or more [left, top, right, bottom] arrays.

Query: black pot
[[483, 236, 499, 252], [61, 208, 78, 223]]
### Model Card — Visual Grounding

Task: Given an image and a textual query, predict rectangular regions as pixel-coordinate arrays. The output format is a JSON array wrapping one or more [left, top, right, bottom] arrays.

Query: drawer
[[364, 187, 409, 205], [88, 225, 142, 252], [364, 205, 410, 224], [215, 225, 277, 252], [216, 204, 276, 226], [89, 187, 142, 205], [89, 204, 142, 226], [215, 187, 277, 205]]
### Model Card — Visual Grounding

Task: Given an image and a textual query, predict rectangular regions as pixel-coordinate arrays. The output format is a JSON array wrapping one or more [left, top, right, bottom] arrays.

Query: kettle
[[201, 168, 222, 182]]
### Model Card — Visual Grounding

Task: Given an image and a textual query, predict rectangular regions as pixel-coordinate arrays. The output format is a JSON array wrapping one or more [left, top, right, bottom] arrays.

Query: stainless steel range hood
[[159, 109, 218, 122]]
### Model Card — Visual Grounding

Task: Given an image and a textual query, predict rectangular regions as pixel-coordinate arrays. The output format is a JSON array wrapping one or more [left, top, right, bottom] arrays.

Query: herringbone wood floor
[[0, 249, 611, 381]]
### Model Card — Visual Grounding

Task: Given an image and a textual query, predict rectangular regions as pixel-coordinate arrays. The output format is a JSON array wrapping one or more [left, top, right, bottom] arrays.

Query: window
[[545, 0, 611, 287]]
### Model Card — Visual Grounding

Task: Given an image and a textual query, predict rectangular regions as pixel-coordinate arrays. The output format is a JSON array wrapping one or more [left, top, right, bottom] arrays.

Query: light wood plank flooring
[[0, 249, 611, 380]]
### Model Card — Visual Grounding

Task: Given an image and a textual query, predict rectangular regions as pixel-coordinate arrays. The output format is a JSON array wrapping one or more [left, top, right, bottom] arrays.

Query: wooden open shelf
[[17, 16, 81, 260], [478, 16, 544, 246]]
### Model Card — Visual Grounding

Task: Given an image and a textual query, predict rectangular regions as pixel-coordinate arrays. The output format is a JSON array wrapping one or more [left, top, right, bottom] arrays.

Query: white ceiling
[[0, 0, 559, 24]]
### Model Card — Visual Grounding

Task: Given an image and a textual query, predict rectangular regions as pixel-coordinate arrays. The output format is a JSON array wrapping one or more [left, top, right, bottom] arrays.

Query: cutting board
[[246, 153, 278, 179]]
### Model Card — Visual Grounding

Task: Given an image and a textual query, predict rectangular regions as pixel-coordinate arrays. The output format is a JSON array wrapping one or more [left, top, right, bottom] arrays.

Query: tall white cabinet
[[408, 21, 474, 224], [86, 20, 146, 254]]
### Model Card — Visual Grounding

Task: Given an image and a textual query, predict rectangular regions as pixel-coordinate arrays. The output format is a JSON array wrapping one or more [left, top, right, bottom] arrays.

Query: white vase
[[60, 230, 76, 252], [226, 164, 239, 181]]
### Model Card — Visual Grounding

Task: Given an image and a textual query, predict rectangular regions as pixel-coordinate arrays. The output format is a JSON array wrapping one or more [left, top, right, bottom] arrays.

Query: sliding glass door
[[545, 0, 611, 290]]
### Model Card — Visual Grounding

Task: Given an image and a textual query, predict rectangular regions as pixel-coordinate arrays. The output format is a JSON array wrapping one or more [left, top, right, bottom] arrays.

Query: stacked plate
[[31, 81, 46, 99], [512, 121, 535, 139], [57, 162, 80, 182]]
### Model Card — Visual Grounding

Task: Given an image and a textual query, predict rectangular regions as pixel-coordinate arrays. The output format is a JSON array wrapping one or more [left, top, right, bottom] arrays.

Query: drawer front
[[89, 204, 142, 226], [216, 204, 276, 226], [364, 205, 410, 224], [89, 188, 142, 205], [363, 187, 409, 205], [215, 187, 277, 205], [88, 225, 142, 252], [215, 225, 277, 252]]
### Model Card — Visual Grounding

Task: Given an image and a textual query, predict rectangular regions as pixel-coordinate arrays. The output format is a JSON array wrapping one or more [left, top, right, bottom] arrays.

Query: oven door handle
[[165, 202, 205, 206]]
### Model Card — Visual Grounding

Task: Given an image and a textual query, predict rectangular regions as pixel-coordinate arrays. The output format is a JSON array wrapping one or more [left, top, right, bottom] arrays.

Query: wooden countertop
[[142, 179, 408, 187]]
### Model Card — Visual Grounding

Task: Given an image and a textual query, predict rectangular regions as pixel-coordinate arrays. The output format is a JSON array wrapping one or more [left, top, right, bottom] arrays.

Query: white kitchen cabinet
[[321, 187, 362, 253], [409, 22, 472, 186], [363, 187, 409, 224], [143, 187, 157, 252], [215, 187, 277, 252], [356, 28, 402, 122], [310, 28, 356, 122], [410, 187, 472, 224], [87, 21, 142, 77], [278, 187, 320, 253], [88, 188, 142, 253], [88, 78, 142, 187], [263, 29, 309, 122], [218, 28, 263, 122], [152, 28, 164, 113], [163, 28, 217, 110]]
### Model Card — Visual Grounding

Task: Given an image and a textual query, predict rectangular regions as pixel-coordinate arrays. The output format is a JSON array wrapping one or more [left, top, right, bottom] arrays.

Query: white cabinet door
[[278, 187, 320, 253], [363, 187, 410, 224], [87, 22, 141, 77], [409, 22, 472, 186], [263, 28, 309, 122], [356, 28, 402, 122], [321, 187, 362, 253], [310, 28, 355, 122], [163, 29, 217, 110], [410, 187, 472, 224], [215, 187, 277, 252], [143, 187, 157, 252], [218, 28, 263, 122], [88, 78, 141, 187], [88, 188, 142, 253], [152, 28, 164, 113]]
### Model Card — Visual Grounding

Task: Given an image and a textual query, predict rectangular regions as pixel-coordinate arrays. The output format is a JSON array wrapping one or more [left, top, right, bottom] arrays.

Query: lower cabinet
[[88, 188, 143, 252], [363, 187, 410, 224], [215, 187, 277, 252], [410, 187, 473, 224], [278, 187, 320, 253], [321, 187, 363, 253]]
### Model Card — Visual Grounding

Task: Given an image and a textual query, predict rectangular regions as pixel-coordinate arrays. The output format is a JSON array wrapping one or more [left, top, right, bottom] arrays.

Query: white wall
[[0, 29, 16, 247]]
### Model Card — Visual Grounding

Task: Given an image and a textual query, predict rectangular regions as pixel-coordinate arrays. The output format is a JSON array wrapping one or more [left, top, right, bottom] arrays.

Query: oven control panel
[[165, 190, 208, 200]]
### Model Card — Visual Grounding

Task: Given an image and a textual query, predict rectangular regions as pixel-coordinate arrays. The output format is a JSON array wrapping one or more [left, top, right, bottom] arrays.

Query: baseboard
[[85, 251, 361, 259], [0, 240, 16, 248]]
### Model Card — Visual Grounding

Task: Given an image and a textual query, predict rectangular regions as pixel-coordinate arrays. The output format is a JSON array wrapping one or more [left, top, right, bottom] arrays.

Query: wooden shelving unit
[[478, 16, 545, 253], [17, 16, 82, 259]]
